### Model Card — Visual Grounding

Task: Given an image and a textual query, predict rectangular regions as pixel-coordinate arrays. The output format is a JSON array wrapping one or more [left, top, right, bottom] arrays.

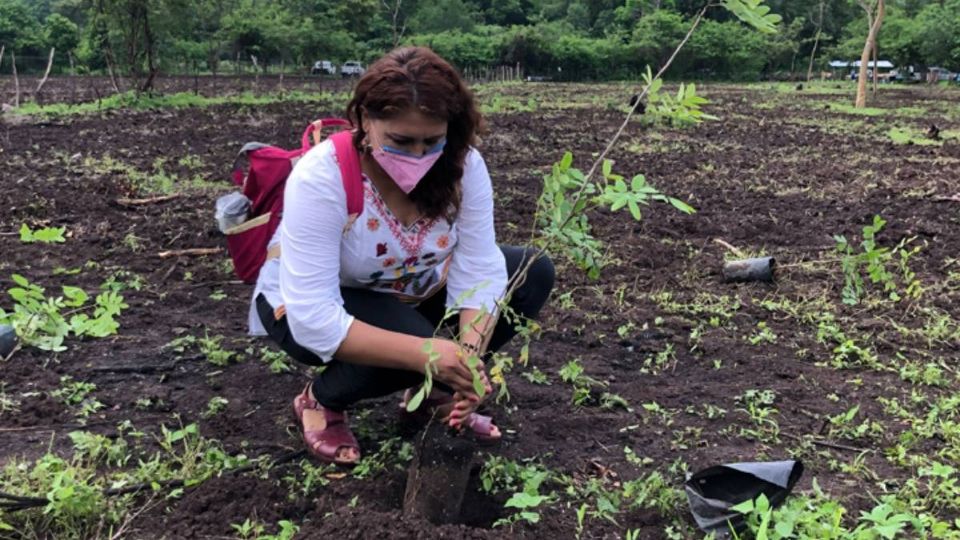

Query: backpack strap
[[301, 118, 350, 149], [329, 130, 364, 217]]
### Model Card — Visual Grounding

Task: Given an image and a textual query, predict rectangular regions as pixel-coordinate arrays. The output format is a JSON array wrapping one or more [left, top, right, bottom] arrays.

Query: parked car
[[312, 60, 336, 75], [341, 61, 365, 77]]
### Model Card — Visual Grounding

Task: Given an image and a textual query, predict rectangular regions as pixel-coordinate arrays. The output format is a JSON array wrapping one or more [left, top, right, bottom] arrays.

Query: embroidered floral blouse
[[248, 138, 507, 362]]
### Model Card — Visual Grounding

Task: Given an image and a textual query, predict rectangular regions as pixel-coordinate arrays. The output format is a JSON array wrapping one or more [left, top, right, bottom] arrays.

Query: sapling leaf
[[648, 77, 662, 96], [667, 197, 696, 214], [62, 286, 88, 308], [466, 355, 487, 398], [405, 386, 427, 412], [504, 492, 547, 509], [722, 0, 782, 34]]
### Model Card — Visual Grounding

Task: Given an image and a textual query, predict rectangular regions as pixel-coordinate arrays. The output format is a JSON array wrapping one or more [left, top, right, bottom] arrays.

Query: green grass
[[887, 127, 944, 146], [14, 90, 351, 117]]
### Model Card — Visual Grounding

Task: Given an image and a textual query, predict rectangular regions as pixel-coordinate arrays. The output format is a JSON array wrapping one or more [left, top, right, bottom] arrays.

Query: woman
[[249, 47, 554, 465]]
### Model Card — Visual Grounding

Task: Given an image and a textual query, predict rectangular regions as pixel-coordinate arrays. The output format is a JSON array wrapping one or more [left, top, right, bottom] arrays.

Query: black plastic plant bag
[[684, 460, 804, 536], [0, 324, 16, 358]]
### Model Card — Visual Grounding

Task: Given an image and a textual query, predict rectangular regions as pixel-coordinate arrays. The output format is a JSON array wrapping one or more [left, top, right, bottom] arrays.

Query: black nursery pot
[[722, 257, 775, 283], [0, 324, 16, 358]]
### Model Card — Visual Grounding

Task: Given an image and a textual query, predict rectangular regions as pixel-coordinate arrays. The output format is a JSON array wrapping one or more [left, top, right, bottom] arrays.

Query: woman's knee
[[527, 251, 555, 296], [510, 248, 554, 313]]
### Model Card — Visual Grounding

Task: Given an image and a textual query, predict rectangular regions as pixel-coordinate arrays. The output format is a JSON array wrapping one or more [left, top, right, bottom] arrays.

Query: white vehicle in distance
[[341, 61, 365, 77], [312, 60, 336, 75]]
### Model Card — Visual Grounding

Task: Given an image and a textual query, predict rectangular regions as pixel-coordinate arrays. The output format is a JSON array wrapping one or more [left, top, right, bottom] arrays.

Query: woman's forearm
[[459, 308, 495, 353], [334, 320, 428, 372]]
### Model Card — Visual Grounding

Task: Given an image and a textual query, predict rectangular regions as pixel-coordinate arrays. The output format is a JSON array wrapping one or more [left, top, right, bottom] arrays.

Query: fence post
[[11, 51, 20, 108], [250, 54, 260, 93], [34, 47, 56, 105]]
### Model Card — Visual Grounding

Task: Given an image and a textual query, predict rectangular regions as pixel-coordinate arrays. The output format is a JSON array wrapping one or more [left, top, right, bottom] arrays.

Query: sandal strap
[[304, 422, 359, 459]]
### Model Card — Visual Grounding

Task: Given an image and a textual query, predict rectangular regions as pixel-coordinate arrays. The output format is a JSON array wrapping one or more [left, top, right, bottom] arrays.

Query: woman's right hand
[[426, 339, 491, 400]]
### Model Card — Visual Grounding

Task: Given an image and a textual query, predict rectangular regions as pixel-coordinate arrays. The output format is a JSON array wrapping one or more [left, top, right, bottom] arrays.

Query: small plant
[[231, 519, 300, 540], [747, 321, 778, 345], [735, 389, 779, 442], [492, 467, 553, 528], [165, 333, 236, 366], [199, 334, 235, 366], [247, 345, 293, 374], [19, 224, 66, 244], [732, 489, 926, 539], [559, 358, 608, 406], [122, 233, 144, 252], [51, 376, 104, 419], [351, 437, 413, 479], [641, 67, 717, 127], [600, 392, 631, 411], [0, 275, 127, 353], [521, 367, 551, 385], [201, 396, 229, 418], [283, 460, 332, 498], [834, 215, 922, 305], [0, 383, 21, 414]]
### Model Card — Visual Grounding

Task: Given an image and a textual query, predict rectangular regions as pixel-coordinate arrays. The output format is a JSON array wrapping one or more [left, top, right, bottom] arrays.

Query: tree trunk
[[34, 48, 56, 104], [251, 54, 260, 92], [855, 0, 884, 108], [140, 7, 157, 93], [806, 1, 825, 82], [403, 421, 476, 525], [11, 52, 20, 108], [871, 33, 879, 95]]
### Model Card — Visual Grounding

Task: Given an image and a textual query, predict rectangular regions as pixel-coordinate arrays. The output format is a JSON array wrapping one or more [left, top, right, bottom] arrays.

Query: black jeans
[[256, 245, 554, 411]]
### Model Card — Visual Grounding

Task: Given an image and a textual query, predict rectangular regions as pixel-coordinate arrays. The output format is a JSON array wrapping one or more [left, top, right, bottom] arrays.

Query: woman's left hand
[[445, 366, 490, 429]]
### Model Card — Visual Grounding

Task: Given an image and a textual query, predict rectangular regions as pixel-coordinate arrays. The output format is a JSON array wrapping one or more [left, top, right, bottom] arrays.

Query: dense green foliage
[[0, 0, 958, 80]]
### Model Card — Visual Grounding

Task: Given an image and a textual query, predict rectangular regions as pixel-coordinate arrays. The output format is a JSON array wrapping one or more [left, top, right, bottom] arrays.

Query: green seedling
[[19, 224, 66, 244]]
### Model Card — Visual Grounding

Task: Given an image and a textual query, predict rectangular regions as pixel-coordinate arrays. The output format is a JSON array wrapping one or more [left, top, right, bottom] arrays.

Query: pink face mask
[[371, 138, 445, 194]]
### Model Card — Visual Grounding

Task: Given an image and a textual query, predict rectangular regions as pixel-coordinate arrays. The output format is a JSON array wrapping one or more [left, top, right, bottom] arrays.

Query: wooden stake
[[11, 51, 20, 109], [34, 47, 55, 104], [157, 247, 221, 259]]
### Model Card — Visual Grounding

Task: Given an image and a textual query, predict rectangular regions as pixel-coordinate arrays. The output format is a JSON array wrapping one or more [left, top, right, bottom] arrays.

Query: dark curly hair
[[347, 47, 483, 221]]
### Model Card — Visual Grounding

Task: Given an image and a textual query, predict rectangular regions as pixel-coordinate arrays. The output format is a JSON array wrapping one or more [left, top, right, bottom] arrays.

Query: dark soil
[[1, 79, 959, 539], [0, 74, 355, 105]]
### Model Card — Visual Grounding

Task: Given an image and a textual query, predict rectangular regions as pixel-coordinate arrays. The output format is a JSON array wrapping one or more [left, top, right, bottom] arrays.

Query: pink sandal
[[293, 385, 360, 466], [400, 390, 501, 443]]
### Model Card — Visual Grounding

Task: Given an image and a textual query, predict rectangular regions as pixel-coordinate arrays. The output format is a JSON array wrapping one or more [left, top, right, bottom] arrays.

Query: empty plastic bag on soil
[[684, 460, 803, 536], [0, 324, 17, 358], [215, 192, 251, 233]]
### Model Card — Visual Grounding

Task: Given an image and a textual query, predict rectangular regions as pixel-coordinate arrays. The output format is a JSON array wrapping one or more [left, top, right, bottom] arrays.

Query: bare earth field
[[1, 78, 959, 539]]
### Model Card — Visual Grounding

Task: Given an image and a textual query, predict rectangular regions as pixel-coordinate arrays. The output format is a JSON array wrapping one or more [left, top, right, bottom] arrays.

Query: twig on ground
[[186, 280, 245, 289], [157, 247, 221, 259], [116, 194, 181, 206], [933, 194, 960, 203], [713, 238, 746, 259], [783, 432, 870, 454]]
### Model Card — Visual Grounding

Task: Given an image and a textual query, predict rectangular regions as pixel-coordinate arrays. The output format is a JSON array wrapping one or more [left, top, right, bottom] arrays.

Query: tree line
[[0, 0, 958, 84]]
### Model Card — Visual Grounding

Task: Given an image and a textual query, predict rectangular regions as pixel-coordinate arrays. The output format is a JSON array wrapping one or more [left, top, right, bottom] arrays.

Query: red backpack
[[224, 119, 364, 283]]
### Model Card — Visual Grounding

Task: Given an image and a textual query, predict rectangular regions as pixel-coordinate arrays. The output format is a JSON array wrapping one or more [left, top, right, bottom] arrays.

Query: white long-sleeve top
[[247, 138, 507, 362]]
